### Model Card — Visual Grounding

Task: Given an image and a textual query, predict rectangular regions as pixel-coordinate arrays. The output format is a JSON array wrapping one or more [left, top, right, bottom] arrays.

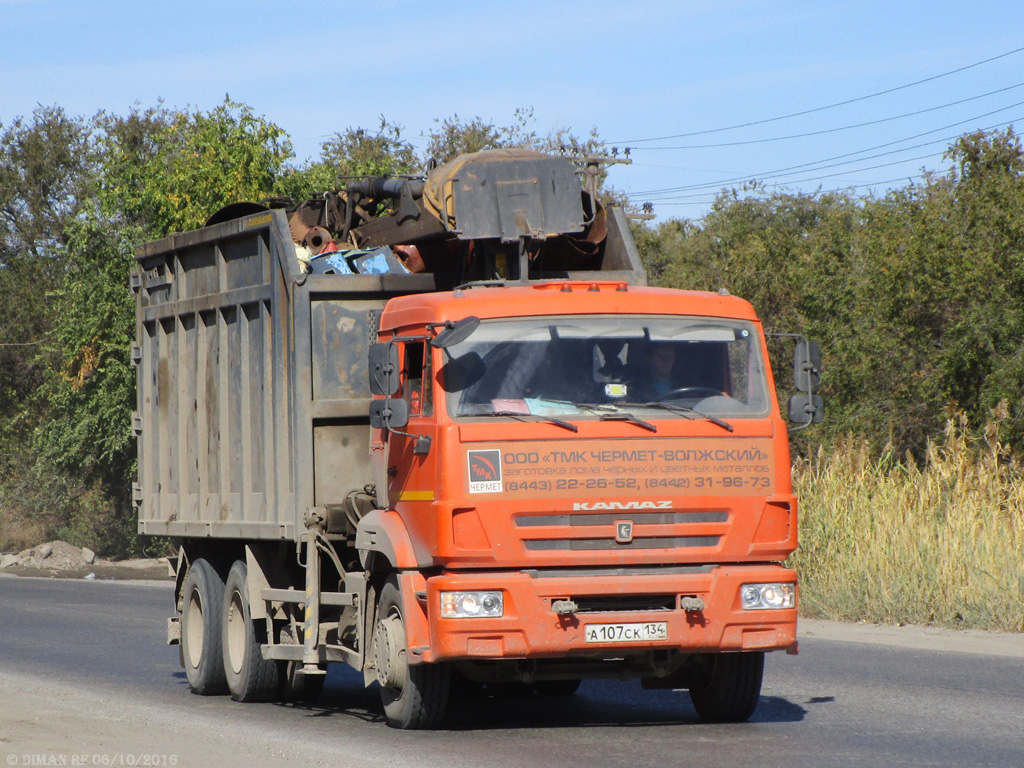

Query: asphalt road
[[1, 576, 1022, 768]]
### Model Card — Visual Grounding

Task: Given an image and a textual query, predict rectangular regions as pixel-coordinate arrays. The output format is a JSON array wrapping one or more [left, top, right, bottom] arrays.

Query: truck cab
[[363, 281, 799, 723]]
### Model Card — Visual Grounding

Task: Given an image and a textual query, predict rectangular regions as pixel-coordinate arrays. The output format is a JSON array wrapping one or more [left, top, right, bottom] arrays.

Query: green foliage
[[274, 116, 419, 203], [98, 97, 293, 237], [0, 105, 94, 259], [4, 96, 1024, 579], [0, 107, 93, 421], [38, 215, 137, 479], [23, 215, 141, 555], [2, 99, 298, 556], [323, 116, 420, 177], [424, 108, 538, 164], [645, 128, 1024, 457]]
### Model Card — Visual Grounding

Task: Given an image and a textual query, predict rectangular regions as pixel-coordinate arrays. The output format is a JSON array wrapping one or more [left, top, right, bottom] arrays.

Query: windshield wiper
[[478, 411, 579, 433], [642, 402, 734, 433], [570, 401, 657, 432], [598, 412, 657, 433]]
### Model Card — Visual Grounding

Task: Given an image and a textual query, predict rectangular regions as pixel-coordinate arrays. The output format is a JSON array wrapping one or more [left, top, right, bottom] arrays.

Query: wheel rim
[[375, 610, 408, 692], [185, 589, 204, 670], [226, 588, 246, 675]]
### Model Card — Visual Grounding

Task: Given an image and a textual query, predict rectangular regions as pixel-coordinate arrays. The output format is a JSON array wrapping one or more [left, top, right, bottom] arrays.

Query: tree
[[99, 98, 292, 238], [11, 99, 299, 553], [0, 107, 94, 422]]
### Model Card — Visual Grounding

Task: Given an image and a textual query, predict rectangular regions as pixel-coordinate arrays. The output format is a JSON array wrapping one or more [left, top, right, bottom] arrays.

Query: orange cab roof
[[379, 281, 760, 333]]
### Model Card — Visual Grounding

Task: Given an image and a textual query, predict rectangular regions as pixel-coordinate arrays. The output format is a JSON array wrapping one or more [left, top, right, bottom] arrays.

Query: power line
[[649, 171, 950, 211], [644, 151, 941, 200], [0, 340, 47, 347], [629, 115, 1022, 197], [624, 87, 1024, 151], [611, 44, 1024, 144], [638, 148, 942, 199]]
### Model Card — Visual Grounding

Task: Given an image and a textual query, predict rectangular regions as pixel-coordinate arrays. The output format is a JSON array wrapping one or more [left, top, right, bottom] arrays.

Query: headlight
[[440, 591, 504, 618], [740, 583, 795, 610]]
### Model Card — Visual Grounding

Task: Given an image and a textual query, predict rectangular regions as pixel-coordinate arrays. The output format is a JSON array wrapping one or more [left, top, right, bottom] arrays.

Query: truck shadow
[[291, 668, 809, 730]]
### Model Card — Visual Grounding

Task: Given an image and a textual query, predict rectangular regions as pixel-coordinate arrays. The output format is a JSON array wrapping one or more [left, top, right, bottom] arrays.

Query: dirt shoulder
[[0, 559, 173, 581], [799, 617, 1024, 659], [0, 539, 172, 581]]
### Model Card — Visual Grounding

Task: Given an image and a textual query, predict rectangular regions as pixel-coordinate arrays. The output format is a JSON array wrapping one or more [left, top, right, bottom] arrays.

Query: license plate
[[584, 622, 668, 643]]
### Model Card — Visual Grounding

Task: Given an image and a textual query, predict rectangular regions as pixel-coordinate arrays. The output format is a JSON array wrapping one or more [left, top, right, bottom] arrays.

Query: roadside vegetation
[[793, 410, 1024, 632], [0, 98, 1021, 630]]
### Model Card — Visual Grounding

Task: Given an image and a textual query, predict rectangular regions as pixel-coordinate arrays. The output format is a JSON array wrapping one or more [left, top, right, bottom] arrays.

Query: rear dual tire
[[181, 558, 326, 704], [180, 558, 228, 696], [223, 560, 280, 702]]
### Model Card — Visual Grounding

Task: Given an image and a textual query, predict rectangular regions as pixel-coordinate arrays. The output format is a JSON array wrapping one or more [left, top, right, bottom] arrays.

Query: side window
[[402, 341, 432, 417]]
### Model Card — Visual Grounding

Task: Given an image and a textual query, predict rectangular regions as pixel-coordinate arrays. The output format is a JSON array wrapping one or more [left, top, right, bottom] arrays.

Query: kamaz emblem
[[615, 520, 634, 544], [572, 500, 672, 511]]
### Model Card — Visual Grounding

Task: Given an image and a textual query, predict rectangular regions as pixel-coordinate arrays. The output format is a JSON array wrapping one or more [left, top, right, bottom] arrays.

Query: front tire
[[374, 576, 450, 729], [180, 558, 228, 695], [222, 560, 280, 702], [688, 651, 764, 723]]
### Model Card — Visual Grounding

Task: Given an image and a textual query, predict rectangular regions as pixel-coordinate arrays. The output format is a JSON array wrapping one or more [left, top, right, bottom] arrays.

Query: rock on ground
[[0, 540, 171, 580]]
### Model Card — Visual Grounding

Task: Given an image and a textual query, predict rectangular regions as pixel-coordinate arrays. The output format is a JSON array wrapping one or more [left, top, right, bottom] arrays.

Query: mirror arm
[[379, 418, 432, 455]]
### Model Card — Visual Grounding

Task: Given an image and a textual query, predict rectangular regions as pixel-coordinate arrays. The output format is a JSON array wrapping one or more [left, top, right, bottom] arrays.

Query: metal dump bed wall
[[133, 210, 441, 542], [133, 207, 646, 542]]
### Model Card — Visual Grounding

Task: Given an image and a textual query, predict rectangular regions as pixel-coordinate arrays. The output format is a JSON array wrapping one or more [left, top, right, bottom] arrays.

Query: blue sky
[[2, 1, 1023, 222]]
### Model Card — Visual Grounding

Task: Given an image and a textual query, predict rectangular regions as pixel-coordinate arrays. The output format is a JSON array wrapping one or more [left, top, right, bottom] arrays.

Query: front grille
[[524, 535, 720, 551], [516, 508, 727, 553], [516, 511, 728, 527], [571, 594, 676, 613]]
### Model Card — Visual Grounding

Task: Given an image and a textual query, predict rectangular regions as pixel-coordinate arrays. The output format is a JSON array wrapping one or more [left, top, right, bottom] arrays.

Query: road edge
[[799, 617, 1024, 658]]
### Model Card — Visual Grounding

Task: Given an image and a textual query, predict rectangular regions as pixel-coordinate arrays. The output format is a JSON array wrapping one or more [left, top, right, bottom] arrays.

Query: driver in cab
[[629, 342, 676, 402]]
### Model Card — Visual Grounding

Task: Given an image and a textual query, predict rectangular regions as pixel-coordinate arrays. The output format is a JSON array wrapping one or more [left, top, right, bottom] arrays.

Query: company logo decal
[[468, 449, 503, 494]]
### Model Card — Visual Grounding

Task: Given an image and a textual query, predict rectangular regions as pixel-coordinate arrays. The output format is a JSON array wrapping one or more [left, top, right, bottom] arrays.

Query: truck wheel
[[223, 560, 280, 702], [687, 651, 764, 723], [279, 661, 326, 703], [374, 576, 450, 729], [180, 558, 228, 695]]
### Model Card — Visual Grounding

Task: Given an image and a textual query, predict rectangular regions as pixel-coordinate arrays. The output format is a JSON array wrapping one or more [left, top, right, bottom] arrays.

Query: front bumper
[[416, 564, 797, 663]]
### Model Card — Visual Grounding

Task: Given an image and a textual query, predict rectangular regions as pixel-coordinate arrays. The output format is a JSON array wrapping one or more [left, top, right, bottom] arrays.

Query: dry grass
[[792, 411, 1024, 632], [0, 509, 49, 553]]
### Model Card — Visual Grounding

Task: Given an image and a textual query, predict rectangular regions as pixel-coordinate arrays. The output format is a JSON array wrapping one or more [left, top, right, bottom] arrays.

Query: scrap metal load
[[206, 149, 642, 286]]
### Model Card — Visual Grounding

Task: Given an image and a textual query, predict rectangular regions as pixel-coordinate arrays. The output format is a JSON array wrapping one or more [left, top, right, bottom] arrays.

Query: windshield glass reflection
[[442, 315, 770, 419]]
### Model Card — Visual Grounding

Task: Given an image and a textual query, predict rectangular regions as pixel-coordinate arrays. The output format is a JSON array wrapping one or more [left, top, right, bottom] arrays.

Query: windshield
[[442, 315, 771, 419]]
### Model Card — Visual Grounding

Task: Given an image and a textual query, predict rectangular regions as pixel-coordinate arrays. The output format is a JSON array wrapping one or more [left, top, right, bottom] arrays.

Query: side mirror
[[430, 316, 481, 349], [369, 342, 400, 395], [793, 340, 821, 393], [370, 398, 409, 430], [788, 393, 824, 425]]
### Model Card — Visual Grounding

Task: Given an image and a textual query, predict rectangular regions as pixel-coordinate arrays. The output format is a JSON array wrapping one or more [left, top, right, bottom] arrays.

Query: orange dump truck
[[133, 150, 822, 728]]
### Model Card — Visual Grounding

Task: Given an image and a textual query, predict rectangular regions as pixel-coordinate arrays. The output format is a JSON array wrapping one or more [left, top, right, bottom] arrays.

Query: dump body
[[134, 206, 643, 538]]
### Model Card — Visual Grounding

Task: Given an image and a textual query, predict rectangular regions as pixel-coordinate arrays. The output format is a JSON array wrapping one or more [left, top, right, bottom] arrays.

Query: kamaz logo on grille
[[614, 520, 634, 544], [572, 500, 672, 511]]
